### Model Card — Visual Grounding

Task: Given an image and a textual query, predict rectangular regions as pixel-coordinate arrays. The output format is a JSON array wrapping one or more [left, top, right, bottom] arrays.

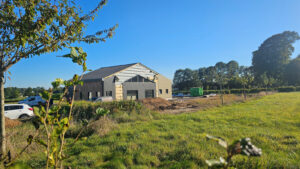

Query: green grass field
[[20, 93, 300, 168]]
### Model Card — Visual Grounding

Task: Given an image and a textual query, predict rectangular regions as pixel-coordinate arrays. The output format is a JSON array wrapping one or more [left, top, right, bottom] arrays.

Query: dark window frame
[[106, 91, 112, 96], [145, 90, 154, 98]]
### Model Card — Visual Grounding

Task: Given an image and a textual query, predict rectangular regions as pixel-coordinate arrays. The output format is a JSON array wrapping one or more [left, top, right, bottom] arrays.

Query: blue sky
[[6, 0, 300, 88]]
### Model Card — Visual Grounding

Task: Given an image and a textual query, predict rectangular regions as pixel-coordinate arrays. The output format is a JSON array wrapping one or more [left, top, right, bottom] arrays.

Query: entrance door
[[127, 90, 138, 100]]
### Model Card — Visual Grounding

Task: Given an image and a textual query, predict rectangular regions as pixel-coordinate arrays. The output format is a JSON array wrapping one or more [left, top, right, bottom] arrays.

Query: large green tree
[[24, 87, 34, 96], [252, 31, 300, 80], [285, 55, 300, 85], [0, 0, 117, 157], [215, 62, 228, 104], [173, 68, 201, 91], [226, 60, 239, 78]]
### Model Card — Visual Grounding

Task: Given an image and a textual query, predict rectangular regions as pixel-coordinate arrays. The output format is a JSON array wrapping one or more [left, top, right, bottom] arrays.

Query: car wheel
[[19, 114, 30, 120]]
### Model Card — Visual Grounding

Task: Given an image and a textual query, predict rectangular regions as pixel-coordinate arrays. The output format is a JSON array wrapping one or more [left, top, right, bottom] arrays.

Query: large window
[[145, 90, 154, 98], [127, 90, 138, 100], [96, 91, 101, 97], [159, 89, 163, 94], [166, 89, 169, 94], [106, 91, 112, 96], [126, 75, 152, 83], [88, 92, 92, 100], [80, 92, 83, 100]]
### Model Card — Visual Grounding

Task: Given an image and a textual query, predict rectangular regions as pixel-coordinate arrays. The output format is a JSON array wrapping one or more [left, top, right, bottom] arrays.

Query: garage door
[[127, 90, 138, 100]]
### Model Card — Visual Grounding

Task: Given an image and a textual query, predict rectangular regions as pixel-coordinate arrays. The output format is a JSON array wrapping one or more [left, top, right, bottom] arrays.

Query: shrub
[[60, 100, 143, 122], [277, 86, 296, 92]]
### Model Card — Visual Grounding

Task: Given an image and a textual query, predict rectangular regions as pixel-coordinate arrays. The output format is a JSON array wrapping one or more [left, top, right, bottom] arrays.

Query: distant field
[[11, 92, 300, 168]]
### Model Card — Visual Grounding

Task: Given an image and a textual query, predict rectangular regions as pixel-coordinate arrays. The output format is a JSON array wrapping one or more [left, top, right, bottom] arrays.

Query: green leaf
[[40, 90, 50, 100], [51, 78, 64, 89], [77, 47, 84, 54], [96, 108, 110, 118], [70, 47, 78, 57]]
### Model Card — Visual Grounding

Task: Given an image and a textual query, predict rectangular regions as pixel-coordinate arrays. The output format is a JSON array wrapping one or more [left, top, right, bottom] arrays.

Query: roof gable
[[81, 63, 137, 81]]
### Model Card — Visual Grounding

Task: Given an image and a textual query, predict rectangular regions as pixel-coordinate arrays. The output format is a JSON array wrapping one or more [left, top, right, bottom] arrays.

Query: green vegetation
[[12, 92, 300, 168], [173, 31, 300, 92], [0, 0, 117, 159], [174, 86, 300, 95]]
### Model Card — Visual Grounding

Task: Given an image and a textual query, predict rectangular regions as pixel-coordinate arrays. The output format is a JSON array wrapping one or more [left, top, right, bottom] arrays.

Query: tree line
[[173, 31, 300, 91], [4, 87, 64, 99]]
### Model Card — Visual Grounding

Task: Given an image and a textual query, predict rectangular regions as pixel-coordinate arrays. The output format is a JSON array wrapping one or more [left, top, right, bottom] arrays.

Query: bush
[[61, 100, 144, 122], [277, 86, 296, 92]]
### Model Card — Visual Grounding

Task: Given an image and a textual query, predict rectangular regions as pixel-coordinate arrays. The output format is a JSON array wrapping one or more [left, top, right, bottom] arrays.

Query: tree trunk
[[243, 85, 247, 100], [220, 84, 224, 105], [0, 70, 6, 157]]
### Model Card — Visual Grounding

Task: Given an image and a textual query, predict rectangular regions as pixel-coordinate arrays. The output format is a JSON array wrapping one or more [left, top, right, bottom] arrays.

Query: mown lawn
[[25, 93, 300, 168]]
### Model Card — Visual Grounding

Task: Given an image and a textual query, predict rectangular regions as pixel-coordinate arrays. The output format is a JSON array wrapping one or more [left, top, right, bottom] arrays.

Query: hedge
[[174, 86, 300, 95], [277, 86, 296, 92]]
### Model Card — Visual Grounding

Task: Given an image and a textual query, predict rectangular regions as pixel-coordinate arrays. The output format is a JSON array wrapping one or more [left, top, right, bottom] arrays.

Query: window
[[125, 75, 153, 83], [144, 78, 151, 82], [166, 89, 169, 94], [80, 92, 83, 100], [127, 90, 138, 100], [159, 89, 163, 94], [145, 90, 154, 98], [106, 91, 112, 96], [88, 92, 92, 100], [96, 91, 101, 97], [132, 76, 138, 82], [5, 105, 23, 111]]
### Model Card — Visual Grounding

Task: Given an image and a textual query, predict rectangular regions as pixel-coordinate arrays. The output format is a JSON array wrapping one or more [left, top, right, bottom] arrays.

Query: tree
[[173, 69, 201, 91], [198, 67, 207, 86], [4, 87, 21, 99], [204, 66, 217, 90], [284, 55, 300, 85], [0, 0, 117, 158], [24, 87, 34, 96], [239, 67, 254, 100], [257, 72, 276, 94], [226, 60, 239, 78], [10, 88, 20, 98], [252, 31, 300, 80], [215, 62, 228, 105]]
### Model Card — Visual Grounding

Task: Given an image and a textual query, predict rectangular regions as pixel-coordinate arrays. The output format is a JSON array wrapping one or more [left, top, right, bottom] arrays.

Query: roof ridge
[[99, 63, 137, 69]]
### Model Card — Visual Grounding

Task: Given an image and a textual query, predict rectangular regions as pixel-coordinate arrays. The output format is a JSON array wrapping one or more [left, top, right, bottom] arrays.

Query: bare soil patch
[[140, 94, 262, 114]]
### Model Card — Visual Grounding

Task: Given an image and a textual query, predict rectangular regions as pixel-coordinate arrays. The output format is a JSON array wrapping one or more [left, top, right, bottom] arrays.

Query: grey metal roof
[[81, 63, 137, 81]]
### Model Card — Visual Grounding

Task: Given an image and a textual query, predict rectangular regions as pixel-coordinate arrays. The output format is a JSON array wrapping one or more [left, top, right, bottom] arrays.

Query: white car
[[18, 96, 46, 107], [94, 96, 113, 102], [5, 104, 34, 120]]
